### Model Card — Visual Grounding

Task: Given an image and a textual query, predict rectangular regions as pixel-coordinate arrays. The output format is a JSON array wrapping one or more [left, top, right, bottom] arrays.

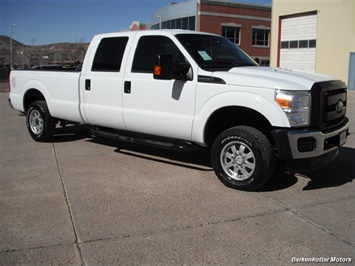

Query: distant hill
[[0, 35, 89, 69], [0, 35, 24, 48]]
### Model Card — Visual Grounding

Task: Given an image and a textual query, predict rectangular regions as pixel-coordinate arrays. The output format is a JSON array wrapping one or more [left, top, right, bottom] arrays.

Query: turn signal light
[[154, 66, 161, 76], [275, 95, 291, 109]]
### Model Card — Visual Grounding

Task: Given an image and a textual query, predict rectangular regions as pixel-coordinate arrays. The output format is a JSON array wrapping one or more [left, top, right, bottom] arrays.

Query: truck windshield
[[176, 34, 257, 71]]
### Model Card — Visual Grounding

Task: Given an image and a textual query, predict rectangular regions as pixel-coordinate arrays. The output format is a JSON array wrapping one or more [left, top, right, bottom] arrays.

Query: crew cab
[[9, 30, 349, 191]]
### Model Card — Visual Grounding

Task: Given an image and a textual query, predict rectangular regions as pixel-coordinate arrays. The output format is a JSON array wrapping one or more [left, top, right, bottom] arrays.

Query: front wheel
[[211, 126, 275, 191], [26, 101, 55, 142]]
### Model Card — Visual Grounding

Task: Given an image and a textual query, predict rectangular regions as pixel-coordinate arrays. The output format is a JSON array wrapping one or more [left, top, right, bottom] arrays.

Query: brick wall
[[198, 2, 271, 59]]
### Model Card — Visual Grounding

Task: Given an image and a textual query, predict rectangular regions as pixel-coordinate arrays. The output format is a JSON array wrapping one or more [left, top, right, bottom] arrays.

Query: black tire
[[26, 101, 55, 142], [211, 126, 275, 191]]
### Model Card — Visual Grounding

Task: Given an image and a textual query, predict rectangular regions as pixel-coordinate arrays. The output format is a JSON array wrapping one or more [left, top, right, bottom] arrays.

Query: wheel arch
[[23, 89, 46, 112], [21, 79, 51, 112], [191, 91, 290, 144], [204, 106, 274, 145]]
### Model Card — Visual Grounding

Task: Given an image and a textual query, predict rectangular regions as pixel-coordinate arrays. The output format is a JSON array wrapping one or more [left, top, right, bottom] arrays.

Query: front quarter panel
[[191, 85, 290, 143]]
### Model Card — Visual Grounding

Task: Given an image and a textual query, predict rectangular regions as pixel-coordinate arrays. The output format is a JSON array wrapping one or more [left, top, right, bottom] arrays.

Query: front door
[[123, 35, 197, 141]]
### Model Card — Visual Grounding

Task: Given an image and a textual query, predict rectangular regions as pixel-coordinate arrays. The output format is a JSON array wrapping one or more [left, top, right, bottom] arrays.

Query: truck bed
[[10, 70, 84, 123]]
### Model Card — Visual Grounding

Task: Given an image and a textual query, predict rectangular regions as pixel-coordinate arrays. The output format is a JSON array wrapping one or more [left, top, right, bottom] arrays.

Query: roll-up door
[[279, 14, 317, 72]]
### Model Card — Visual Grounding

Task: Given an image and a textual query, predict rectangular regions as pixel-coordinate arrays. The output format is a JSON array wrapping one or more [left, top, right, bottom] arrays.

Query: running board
[[90, 127, 198, 152]]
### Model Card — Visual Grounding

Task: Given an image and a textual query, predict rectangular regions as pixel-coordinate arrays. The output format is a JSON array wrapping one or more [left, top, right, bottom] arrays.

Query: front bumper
[[272, 118, 349, 171]]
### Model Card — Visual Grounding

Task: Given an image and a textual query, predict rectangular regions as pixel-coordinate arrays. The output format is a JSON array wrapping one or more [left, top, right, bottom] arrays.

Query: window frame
[[252, 28, 270, 47], [221, 25, 241, 45]]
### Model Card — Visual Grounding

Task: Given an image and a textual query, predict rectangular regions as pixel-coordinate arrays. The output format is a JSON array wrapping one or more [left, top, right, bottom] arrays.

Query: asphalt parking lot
[[0, 81, 354, 265]]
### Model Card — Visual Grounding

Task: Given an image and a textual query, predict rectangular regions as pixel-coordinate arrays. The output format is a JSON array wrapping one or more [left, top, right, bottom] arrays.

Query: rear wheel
[[211, 126, 275, 191], [26, 101, 55, 142]]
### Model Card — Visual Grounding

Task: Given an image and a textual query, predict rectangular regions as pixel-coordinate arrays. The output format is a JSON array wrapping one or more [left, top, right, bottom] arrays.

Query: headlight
[[275, 90, 311, 127]]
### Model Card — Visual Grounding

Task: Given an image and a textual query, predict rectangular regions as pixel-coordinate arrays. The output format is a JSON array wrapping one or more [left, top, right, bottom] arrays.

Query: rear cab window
[[92, 37, 128, 72]]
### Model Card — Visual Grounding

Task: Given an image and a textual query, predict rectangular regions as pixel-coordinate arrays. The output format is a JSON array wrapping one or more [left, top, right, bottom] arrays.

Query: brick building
[[130, 21, 147, 31], [148, 0, 271, 65]]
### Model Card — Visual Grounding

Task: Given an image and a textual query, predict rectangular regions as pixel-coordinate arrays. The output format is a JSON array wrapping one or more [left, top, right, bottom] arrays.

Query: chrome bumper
[[288, 120, 349, 159]]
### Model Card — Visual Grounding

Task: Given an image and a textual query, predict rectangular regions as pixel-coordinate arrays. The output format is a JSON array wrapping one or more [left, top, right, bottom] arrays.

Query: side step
[[90, 127, 198, 152]]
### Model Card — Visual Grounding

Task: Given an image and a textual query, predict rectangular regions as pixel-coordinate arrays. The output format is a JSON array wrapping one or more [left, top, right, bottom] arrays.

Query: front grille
[[311, 80, 347, 131]]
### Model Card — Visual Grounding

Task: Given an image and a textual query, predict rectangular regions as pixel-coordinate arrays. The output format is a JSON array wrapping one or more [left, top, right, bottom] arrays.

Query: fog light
[[298, 137, 316, 152]]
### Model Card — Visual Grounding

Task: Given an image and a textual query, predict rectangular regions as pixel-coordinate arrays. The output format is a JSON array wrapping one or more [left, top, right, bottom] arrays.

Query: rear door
[[122, 34, 197, 141], [81, 35, 131, 129]]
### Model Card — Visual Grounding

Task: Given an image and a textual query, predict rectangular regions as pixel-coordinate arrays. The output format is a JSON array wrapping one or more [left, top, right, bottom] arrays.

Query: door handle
[[85, 79, 91, 91], [124, 81, 131, 94]]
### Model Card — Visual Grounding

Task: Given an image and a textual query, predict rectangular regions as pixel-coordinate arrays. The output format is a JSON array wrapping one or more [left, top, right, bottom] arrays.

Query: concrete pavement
[[0, 82, 354, 265]]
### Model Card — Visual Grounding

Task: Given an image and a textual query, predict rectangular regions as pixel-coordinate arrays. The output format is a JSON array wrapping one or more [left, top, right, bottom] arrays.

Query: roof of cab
[[92, 29, 217, 40]]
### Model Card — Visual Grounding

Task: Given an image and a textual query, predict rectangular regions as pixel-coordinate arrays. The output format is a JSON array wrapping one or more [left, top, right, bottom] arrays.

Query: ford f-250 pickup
[[9, 30, 349, 191]]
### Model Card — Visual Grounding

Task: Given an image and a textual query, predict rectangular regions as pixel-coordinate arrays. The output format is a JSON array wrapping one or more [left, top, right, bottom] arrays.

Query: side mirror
[[153, 54, 173, 80]]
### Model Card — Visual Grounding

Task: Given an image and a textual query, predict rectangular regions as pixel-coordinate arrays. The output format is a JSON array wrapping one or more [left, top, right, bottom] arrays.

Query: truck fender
[[191, 91, 290, 143], [22, 80, 52, 113]]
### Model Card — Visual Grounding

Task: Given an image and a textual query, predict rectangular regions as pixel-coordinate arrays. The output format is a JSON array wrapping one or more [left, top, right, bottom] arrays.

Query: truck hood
[[213, 67, 334, 90]]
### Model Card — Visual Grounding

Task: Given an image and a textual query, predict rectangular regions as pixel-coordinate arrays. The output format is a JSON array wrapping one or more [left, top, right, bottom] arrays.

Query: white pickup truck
[[9, 30, 349, 191]]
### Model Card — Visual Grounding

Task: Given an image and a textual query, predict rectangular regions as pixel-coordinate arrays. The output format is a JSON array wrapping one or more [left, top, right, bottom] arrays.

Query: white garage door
[[280, 14, 317, 72]]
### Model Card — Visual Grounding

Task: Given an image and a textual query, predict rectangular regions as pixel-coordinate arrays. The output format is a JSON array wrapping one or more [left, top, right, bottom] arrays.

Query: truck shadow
[[300, 146, 355, 190], [109, 140, 212, 172], [260, 146, 355, 191], [258, 163, 298, 192]]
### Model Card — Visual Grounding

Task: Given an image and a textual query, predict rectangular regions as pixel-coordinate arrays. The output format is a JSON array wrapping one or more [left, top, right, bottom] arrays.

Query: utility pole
[[10, 23, 16, 69], [157, 16, 162, 29]]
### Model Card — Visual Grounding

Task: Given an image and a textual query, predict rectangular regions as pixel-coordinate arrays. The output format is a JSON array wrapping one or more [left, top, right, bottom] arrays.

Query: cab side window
[[132, 36, 186, 73], [92, 37, 128, 72]]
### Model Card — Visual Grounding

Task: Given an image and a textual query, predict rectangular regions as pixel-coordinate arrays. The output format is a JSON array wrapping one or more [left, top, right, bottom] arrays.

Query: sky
[[0, 0, 271, 45]]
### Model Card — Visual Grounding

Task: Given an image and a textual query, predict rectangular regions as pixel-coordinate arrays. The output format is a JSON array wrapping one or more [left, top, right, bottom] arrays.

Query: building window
[[252, 28, 270, 47], [299, 40, 308, 48], [290, 40, 298, 48], [188, 16, 195, 30], [259, 59, 270, 66], [151, 16, 195, 30], [280, 39, 317, 49], [309, 39, 316, 48], [222, 26, 240, 45]]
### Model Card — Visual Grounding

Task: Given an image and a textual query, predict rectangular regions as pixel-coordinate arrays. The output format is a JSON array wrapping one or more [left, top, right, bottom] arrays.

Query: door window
[[92, 37, 128, 72], [132, 36, 186, 73]]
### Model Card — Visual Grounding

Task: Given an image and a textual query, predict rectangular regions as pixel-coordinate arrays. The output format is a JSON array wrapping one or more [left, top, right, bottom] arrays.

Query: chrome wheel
[[26, 101, 55, 142], [220, 141, 256, 181], [29, 109, 44, 135], [212, 126, 275, 191]]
